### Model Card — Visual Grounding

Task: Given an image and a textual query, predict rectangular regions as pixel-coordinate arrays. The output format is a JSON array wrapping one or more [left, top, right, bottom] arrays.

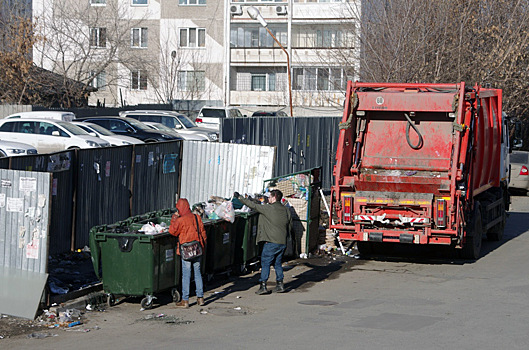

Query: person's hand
[[233, 192, 240, 199]]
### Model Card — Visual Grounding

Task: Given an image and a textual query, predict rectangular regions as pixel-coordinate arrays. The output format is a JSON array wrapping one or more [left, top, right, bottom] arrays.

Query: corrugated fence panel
[[131, 141, 182, 215], [222, 117, 341, 189], [180, 142, 276, 205], [9, 152, 75, 254], [75, 146, 133, 249], [0, 169, 51, 273]]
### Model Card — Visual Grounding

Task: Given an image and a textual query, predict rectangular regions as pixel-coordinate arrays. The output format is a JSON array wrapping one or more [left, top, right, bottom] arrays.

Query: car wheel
[[0, 150, 7, 158], [145, 139, 158, 143]]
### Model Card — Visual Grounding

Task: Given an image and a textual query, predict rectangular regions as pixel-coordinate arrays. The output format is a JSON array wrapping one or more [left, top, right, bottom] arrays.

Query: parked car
[[0, 140, 38, 157], [119, 110, 218, 141], [71, 121, 144, 146], [6, 111, 76, 122], [142, 121, 183, 138], [509, 150, 529, 194], [75, 116, 182, 143], [251, 110, 288, 117], [0, 118, 109, 154], [195, 106, 245, 131]]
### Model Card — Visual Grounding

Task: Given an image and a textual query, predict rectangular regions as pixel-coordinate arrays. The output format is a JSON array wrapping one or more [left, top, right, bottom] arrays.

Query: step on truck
[[330, 82, 512, 259]]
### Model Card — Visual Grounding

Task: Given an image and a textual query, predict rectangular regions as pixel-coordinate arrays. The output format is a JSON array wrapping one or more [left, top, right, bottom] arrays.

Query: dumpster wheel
[[171, 288, 181, 303], [106, 293, 116, 307], [141, 295, 154, 309]]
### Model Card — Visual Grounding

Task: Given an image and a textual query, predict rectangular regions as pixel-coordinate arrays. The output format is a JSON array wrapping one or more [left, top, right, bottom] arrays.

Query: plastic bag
[[214, 201, 235, 223]]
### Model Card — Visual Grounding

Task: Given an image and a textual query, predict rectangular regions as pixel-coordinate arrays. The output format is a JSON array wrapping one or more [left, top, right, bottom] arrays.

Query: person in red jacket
[[169, 198, 207, 308]]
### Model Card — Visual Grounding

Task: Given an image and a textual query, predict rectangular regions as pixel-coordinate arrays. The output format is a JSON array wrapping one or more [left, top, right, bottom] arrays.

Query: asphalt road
[[5, 196, 529, 349]]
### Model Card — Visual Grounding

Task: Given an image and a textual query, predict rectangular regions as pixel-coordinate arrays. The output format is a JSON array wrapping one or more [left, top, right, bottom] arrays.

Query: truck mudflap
[[336, 191, 458, 245]]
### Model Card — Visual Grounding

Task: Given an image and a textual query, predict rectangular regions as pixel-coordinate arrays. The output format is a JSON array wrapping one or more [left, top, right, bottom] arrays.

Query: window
[[131, 28, 148, 48], [179, 28, 206, 47], [90, 0, 106, 5], [132, 0, 148, 5], [251, 75, 266, 91], [293, 67, 346, 91], [131, 70, 148, 90], [230, 24, 287, 48], [177, 71, 205, 91], [90, 71, 106, 89], [179, 0, 206, 4], [292, 25, 352, 48], [89, 27, 106, 48]]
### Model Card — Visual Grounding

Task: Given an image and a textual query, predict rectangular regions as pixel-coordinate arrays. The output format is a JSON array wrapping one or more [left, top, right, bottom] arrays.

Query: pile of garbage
[[37, 308, 85, 329]]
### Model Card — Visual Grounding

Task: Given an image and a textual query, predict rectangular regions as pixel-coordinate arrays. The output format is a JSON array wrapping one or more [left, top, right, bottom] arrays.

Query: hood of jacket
[[176, 198, 192, 217]]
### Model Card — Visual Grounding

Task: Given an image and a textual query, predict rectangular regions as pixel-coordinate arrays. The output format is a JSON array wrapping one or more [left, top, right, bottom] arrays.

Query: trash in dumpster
[[139, 222, 168, 235]]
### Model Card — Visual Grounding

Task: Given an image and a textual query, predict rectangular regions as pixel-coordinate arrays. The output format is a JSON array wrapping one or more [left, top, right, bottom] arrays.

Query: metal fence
[[221, 116, 341, 190]]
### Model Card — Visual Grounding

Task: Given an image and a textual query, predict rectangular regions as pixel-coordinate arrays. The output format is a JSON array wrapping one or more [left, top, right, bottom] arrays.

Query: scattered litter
[[137, 313, 194, 325], [234, 307, 241, 311], [236, 296, 241, 299], [200, 310, 208, 315], [27, 332, 58, 339]]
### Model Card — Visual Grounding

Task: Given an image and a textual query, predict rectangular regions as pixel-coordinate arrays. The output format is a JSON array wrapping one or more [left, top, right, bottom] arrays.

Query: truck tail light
[[195, 118, 203, 123], [343, 195, 352, 223], [436, 199, 446, 228], [520, 166, 528, 175]]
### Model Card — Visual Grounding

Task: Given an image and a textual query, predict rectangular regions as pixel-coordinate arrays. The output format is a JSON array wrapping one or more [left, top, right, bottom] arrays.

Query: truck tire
[[461, 204, 483, 260]]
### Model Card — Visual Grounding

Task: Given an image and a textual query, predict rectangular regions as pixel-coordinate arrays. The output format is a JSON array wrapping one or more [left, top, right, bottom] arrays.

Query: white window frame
[[131, 70, 148, 90], [177, 71, 205, 91], [89, 27, 106, 48], [90, 0, 106, 6], [179, 0, 206, 5], [131, 27, 148, 48], [179, 28, 206, 48], [293, 67, 346, 91], [131, 0, 148, 6], [90, 71, 106, 90]]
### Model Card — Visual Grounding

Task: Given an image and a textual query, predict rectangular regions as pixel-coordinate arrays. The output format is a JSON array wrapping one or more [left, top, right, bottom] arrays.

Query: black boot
[[274, 280, 286, 293], [255, 282, 271, 295]]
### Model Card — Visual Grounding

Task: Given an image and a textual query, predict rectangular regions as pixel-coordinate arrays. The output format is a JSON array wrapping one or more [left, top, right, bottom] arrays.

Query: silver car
[[509, 150, 529, 194], [0, 140, 38, 157]]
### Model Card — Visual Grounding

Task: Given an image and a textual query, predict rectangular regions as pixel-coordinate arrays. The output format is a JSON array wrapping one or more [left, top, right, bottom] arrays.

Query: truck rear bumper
[[336, 227, 457, 245]]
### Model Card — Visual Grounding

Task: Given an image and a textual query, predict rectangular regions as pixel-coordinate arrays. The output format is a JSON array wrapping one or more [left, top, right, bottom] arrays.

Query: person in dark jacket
[[169, 198, 207, 308], [234, 190, 292, 295]]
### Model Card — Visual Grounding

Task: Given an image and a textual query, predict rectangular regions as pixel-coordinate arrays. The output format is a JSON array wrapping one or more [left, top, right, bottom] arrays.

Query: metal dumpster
[[204, 219, 236, 277], [233, 211, 259, 273], [89, 224, 181, 309]]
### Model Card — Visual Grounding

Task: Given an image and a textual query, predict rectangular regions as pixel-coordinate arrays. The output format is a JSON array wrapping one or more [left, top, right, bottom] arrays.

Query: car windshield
[[58, 122, 90, 135], [86, 123, 115, 136], [152, 123, 172, 132], [201, 109, 226, 118], [511, 152, 529, 164], [177, 115, 196, 128], [124, 118, 151, 131]]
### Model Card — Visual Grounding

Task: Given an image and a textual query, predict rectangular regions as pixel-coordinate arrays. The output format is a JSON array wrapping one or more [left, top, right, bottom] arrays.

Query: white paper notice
[[6, 197, 23, 212], [0, 193, 5, 208], [19, 177, 37, 192], [26, 239, 39, 259]]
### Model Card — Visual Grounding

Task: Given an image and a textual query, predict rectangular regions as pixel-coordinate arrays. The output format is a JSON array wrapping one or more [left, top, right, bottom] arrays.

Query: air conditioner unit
[[230, 4, 243, 16], [276, 5, 287, 15]]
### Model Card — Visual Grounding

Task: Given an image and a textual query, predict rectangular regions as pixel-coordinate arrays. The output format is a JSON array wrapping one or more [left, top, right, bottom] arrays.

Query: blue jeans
[[259, 242, 286, 283], [181, 256, 203, 301]]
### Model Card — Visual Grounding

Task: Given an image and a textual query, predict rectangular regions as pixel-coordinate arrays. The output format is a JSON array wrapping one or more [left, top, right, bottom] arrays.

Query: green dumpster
[[89, 226, 181, 309], [233, 211, 259, 273], [204, 219, 236, 276]]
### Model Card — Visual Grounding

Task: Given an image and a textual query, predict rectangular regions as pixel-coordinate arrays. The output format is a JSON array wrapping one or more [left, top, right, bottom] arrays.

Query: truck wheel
[[461, 205, 483, 260]]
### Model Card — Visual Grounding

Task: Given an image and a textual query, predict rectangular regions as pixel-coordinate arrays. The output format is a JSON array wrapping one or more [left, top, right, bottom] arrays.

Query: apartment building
[[32, 0, 359, 114]]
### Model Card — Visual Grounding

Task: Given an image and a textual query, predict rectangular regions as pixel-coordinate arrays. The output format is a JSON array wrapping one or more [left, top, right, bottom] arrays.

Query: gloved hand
[[233, 192, 240, 199]]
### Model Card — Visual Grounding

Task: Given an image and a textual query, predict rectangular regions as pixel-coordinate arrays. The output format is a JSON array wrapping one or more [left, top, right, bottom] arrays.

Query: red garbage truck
[[330, 82, 511, 259]]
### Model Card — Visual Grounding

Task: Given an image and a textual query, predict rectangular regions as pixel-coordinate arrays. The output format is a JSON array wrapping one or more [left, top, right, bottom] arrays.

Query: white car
[[0, 118, 109, 154], [71, 121, 144, 146], [119, 110, 218, 141], [195, 106, 246, 131], [0, 140, 38, 157], [6, 111, 76, 122]]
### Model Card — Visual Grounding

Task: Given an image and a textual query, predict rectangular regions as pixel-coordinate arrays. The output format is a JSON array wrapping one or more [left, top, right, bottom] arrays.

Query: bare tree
[[34, 0, 150, 107], [321, 0, 529, 118]]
